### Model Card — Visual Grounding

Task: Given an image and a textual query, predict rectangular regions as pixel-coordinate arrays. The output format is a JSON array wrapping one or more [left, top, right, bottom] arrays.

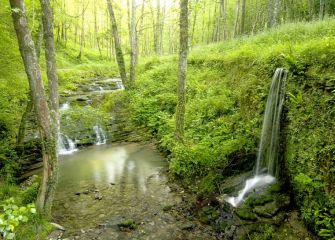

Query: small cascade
[[225, 68, 288, 207], [58, 134, 78, 155], [93, 125, 107, 145], [60, 102, 70, 111], [116, 80, 124, 90]]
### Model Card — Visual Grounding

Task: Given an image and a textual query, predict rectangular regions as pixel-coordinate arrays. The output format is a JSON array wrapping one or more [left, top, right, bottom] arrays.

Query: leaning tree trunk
[[130, 0, 137, 83], [40, 0, 59, 132], [175, 0, 188, 143], [107, 0, 128, 87], [9, 0, 57, 216]]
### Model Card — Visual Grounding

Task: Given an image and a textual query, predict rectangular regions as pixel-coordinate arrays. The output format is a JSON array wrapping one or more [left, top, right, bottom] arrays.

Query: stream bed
[[50, 143, 214, 240]]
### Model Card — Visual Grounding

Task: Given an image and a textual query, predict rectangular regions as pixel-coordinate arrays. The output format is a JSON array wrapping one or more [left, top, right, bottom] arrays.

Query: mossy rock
[[253, 202, 280, 218], [246, 194, 274, 207], [267, 183, 282, 193], [117, 219, 137, 230], [235, 207, 257, 221]]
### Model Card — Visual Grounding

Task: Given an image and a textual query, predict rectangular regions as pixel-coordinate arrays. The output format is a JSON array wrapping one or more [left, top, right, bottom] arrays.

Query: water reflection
[[57, 143, 167, 194]]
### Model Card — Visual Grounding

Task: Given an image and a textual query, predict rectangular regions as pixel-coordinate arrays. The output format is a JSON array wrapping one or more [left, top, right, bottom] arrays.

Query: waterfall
[[58, 134, 78, 155], [225, 68, 288, 207], [93, 125, 107, 145]]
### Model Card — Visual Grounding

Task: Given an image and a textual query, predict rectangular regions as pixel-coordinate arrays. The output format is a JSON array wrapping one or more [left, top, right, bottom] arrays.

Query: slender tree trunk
[[10, 0, 57, 216], [175, 0, 188, 143], [130, 0, 137, 83], [78, 1, 85, 59], [320, 0, 325, 19], [155, 0, 161, 54], [190, 0, 198, 47], [127, 0, 132, 44], [241, 0, 246, 34], [138, 0, 146, 61], [107, 0, 128, 87], [234, 0, 240, 37], [220, 0, 227, 40]]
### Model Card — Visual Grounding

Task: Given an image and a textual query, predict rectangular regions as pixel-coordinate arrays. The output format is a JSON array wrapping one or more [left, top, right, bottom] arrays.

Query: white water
[[93, 125, 107, 145], [58, 134, 78, 155], [225, 175, 275, 207], [60, 102, 70, 111], [225, 68, 287, 207]]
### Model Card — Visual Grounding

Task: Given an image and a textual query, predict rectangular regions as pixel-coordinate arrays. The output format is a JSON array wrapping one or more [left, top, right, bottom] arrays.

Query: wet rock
[[235, 207, 257, 221], [94, 193, 103, 200], [254, 201, 280, 218], [83, 190, 89, 194], [110, 182, 116, 185], [245, 194, 273, 207]]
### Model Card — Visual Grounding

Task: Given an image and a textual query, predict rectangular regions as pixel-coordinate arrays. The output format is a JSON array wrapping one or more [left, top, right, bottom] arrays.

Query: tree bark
[[35, 18, 44, 60], [320, 0, 325, 19], [220, 0, 228, 40], [78, 1, 85, 59], [107, 0, 128, 87], [130, 0, 137, 83], [241, 0, 246, 34], [17, 97, 33, 146], [40, 0, 59, 131], [175, 0, 188, 143], [233, 0, 240, 38], [9, 0, 57, 216]]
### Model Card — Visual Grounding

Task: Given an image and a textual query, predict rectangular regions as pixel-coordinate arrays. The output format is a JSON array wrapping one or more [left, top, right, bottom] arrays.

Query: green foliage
[[126, 19, 335, 237], [0, 198, 36, 239]]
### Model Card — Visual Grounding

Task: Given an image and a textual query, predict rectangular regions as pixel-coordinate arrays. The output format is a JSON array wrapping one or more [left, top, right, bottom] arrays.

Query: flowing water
[[58, 134, 78, 155], [226, 68, 288, 207], [93, 125, 107, 145]]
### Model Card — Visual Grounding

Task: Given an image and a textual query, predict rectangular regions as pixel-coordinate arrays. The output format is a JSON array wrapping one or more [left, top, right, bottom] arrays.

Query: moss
[[117, 219, 137, 230], [246, 194, 274, 207], [235, 207, 258, 221]]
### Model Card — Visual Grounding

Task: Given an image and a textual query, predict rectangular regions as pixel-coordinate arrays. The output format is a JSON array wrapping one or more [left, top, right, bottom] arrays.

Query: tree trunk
[[107, 0, 128, 87], [175, 0, 188, 143], [10, 0, 57, 216], [17, 97, 33, 146], [320, 0, 325, 19], [40, 0, 59, 131], [155, 0, 161, 54], [241, 0, 246, 34], [220, 0, 228, 40], [234, 0, 240, 38], [78, 1, 85, 59], [130, 0, 137, 83], [190, 0, 198, 46], [35, 19, 44, 60], [138, 0, 146, 61]]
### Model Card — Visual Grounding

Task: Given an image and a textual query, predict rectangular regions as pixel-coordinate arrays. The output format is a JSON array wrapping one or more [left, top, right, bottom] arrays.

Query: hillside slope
[[127, 19, 335, 238]]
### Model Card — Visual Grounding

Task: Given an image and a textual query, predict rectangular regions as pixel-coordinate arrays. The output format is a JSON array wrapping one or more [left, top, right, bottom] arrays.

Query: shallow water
[[52, 143, 213, 239]]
